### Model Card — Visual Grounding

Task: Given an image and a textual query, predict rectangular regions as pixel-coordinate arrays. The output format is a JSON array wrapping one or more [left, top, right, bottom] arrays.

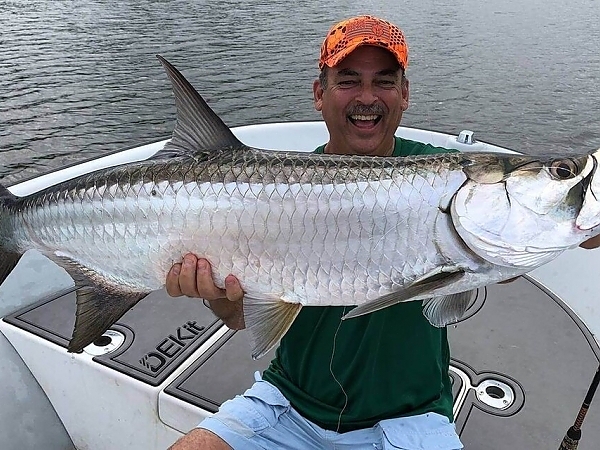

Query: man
[[167, 15, 600, 450]]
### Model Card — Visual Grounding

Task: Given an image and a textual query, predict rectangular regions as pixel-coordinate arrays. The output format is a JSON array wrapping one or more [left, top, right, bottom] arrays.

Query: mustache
[[347, 103, 385, 116]]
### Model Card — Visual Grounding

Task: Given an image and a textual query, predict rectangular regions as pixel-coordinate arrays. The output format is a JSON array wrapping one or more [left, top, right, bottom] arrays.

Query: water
[[1, 0, 599, 184]]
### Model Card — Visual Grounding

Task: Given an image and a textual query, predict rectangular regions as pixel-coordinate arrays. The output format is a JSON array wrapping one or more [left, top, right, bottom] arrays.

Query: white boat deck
[[1, 123, 599, 449]]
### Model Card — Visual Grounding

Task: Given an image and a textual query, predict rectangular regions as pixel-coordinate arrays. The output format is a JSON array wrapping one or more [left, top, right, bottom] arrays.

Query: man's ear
[[401, 77, 410, 111], [313, 79, 324, 112]]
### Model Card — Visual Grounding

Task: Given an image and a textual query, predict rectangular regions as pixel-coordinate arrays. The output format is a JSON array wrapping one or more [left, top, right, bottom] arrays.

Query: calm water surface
[[1, 0, 599, 184]]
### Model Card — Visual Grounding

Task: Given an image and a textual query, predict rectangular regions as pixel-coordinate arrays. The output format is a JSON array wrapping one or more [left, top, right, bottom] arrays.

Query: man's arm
[[166, 254, 245, 330]]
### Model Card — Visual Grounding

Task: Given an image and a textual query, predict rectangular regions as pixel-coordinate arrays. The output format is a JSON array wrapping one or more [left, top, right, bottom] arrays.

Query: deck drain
[[476, 379, 515, 410], [83, 329, 125, 356]]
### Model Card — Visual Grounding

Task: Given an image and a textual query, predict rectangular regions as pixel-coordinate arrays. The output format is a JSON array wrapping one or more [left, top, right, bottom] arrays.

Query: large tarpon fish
[[1, 56, 600, 359]]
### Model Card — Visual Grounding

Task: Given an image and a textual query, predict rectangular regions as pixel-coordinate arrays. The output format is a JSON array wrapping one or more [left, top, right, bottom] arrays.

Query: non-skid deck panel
[[3, 287, 78, 347], [164, 329, 277, 412], [3, 288, 221, 386], [165, 276, 600, 449], [449, 277, 600, 449]]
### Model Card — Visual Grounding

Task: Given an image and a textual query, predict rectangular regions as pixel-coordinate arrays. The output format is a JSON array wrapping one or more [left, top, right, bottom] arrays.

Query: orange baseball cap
[[319, 15, 408, 70]]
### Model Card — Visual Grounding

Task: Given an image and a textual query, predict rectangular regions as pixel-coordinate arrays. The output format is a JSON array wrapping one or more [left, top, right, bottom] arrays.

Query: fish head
[[451, 149, 600, 269]]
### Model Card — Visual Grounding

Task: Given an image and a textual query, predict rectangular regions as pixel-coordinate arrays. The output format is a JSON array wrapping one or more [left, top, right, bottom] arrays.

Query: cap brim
[[321, 40, 404, 70]]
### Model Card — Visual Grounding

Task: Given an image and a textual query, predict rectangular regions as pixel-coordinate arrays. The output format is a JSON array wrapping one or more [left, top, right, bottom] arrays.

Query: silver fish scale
[[9, 150, 472, 306]]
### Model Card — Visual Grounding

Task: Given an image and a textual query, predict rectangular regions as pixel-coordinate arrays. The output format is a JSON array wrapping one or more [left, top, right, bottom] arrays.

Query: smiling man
[[168, 15, 465, 450], [314, 23, 409, 157]]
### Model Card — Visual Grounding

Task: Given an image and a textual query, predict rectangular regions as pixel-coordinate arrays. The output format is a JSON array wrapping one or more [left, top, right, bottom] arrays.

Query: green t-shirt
[[262, 136, 455, 433]]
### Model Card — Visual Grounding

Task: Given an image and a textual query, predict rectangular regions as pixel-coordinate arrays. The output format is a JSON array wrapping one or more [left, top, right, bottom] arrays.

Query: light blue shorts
[[198, 372, 463, 450]]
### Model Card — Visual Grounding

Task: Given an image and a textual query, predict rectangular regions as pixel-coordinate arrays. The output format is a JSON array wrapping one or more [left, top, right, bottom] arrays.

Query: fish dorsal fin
[[342, 265, 466, 320], [155, 55, 244, 158]]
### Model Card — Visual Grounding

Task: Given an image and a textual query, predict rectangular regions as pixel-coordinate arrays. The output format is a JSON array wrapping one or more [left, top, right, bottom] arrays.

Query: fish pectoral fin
[[69, 285, 149, 353], [342, 266, 466, 320], [410, 265, 466, 287], [422, 291, 474, 327], [341, 291, 414, 320], [243, 295, 302, 360], [0, 249, 23, 285]]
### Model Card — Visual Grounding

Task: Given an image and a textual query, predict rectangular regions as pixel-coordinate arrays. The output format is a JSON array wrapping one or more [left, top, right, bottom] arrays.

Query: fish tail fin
[[0, 184, 23, 285]]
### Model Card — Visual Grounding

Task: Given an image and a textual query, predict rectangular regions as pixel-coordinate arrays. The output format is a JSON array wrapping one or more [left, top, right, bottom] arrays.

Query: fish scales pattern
[[9, 150, 468, 305]]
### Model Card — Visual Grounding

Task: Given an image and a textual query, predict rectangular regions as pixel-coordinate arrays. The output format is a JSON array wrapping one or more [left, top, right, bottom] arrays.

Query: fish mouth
[[348, 114, 383, 128], [576, 151, 600, 230]]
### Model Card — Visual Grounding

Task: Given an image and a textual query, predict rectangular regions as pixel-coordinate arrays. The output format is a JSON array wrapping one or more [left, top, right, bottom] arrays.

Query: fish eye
[[549, 159, 580, 179]]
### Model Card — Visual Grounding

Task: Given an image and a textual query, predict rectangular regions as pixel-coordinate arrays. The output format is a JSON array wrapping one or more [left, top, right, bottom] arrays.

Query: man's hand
[[166, 254, 245, 330], [580, 235, 600, 249]]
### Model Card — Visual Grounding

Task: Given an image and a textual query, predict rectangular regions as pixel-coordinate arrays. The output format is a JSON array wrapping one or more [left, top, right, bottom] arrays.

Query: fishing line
[[329, 306, 349, 434]]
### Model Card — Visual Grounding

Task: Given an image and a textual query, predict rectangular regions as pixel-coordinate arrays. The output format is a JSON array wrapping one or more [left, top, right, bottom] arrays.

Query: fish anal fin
[[244, 296, 302, 360], [69, 285, 149, 353], [342, 266, 466, 320], [50, 254, 150, 353], [0, 250, 23, 285], [422, 291, 474, 327]]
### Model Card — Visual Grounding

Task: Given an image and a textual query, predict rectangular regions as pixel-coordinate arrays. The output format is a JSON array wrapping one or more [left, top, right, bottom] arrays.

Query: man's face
[[313, 46, 409, 156]]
